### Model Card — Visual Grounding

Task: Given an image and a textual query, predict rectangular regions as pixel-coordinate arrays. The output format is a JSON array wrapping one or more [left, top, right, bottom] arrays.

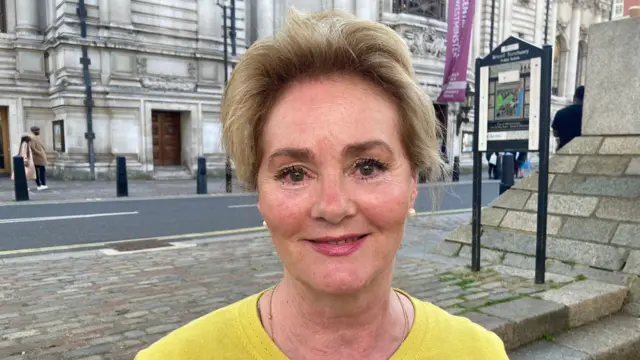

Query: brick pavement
[[0, 212, 566, 359]]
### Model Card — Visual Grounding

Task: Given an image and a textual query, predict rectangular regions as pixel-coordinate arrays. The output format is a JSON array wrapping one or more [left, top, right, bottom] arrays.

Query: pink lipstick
[[308, 234, 368, 256]]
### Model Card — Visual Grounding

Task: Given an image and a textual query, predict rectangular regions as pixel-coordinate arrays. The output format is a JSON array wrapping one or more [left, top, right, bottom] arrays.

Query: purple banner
[[437, 0, 476, 103]]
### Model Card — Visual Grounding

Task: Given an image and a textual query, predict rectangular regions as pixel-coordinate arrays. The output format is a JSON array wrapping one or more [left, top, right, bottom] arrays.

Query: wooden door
[[0, 107, 10, 175], [152, 112, 182, 166]]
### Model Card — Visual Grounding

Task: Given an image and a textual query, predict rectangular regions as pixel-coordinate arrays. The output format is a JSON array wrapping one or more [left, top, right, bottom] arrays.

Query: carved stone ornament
[[140, 76, 197, 92], [572, 0, 587, 8], [579, 26, 588, 41], [556, 21, 568, 36], [393, 25, 447, 59], [188, 62, 197, 78], [136, 58, 148, 76]]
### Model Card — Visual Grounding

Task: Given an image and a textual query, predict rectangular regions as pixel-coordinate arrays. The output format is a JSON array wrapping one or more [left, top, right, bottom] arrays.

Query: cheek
[[258, 186, 310, 237], [353, 180, 413, 229]]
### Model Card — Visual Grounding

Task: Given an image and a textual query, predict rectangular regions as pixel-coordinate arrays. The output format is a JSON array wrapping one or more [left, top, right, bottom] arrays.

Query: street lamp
[[456, 82, 475, 135], [216, 0, 237, 193]]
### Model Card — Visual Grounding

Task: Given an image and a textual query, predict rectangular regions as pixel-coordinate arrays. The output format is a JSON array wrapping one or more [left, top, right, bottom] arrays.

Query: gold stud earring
[[408, 208, 416, 217]]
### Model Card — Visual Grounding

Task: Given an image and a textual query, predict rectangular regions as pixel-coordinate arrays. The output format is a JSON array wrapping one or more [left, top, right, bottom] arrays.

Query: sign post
[[471, 37, 552, 282]]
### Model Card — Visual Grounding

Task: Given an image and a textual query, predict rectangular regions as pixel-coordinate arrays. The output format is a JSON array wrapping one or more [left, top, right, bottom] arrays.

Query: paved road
[[0, 180, 499, 253]]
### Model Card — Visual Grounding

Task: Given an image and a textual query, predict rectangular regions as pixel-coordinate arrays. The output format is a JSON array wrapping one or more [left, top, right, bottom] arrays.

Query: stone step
[[152, 167, 193, 180], [508, 314, 640, 360], [461, 274, 628, 352]]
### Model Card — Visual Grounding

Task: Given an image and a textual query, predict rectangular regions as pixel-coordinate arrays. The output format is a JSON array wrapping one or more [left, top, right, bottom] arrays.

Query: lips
[[307, 234, 368, 256]]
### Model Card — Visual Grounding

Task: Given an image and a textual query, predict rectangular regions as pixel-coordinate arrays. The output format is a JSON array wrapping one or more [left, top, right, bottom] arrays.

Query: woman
[[137, 9, 508, 360], [11, 134, 36, 185], [516, 152, 528, 178]]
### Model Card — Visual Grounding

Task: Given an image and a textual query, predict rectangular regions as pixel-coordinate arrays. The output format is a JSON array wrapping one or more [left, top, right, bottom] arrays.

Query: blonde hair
[[221, 8, 444, 191]]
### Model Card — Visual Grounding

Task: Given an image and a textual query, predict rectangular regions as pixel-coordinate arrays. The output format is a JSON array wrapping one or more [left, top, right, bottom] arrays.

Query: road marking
[[0, 226, 265, 256], [228, 204, 257, 208], [0, 211, 139, 224], [99, 242, 197, 256], [415, 208, 473, 216], [0, 207, 477, 257]]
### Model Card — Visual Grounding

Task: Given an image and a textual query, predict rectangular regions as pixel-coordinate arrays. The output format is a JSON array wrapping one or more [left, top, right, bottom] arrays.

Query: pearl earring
[[262, 221, 267, 228], [408, 208, 416, 217]]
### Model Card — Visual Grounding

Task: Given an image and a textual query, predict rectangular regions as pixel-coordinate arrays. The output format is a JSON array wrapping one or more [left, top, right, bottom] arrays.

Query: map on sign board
[[477, 36, 545, 152]]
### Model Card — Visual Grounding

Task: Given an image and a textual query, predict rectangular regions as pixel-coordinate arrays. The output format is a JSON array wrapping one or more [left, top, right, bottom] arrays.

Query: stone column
[[198, 0, 218, 37], [334, 0, 353, 13], [549, 0, 558, 44], [564, 1, 582, 97], [15, 0, 39, 35], [356, 0, 370, 20], [257, 0, 275, 38], [502, 0, 513, 41], [473, 0, 482, 58], [534, 0, 545, 44], [110, 0, 132, 26]]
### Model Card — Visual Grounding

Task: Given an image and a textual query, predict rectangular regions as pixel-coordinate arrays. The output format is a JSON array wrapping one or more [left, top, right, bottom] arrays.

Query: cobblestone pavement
[[0, 213, 562, 359]]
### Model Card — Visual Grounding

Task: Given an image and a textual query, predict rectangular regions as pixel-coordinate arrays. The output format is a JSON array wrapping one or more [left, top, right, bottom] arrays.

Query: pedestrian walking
[[11, 133, 37, 188], [29, 126, 48, 190], [486, 152, 498, 179], [136, 9, 508, 360], [552, 86, 584, 151], [516, 152, 528, 178]]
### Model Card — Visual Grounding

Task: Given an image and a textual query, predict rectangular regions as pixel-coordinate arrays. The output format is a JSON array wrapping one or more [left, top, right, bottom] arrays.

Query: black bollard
[[452, 156, 460, 182], [499, 153, 515, 195], [13, 156, 29, 201], [197, 156, 207, 194], [418, 170, 427, 183], [116, 156, 128, 197]]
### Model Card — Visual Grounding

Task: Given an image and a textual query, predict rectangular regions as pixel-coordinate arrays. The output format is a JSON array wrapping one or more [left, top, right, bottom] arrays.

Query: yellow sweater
[[136, 290, 508, 359]]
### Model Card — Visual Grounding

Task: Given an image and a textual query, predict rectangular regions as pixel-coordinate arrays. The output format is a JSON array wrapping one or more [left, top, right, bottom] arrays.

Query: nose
[[310, 172, 356, 225]]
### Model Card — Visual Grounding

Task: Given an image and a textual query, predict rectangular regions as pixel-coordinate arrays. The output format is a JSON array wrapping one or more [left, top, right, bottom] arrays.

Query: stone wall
[[434, 15, 640, 315]]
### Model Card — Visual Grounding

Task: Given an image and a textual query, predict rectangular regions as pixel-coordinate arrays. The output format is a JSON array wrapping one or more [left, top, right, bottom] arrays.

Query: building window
[[612, 0, 625, 18], [393, 0, 447, 21], [0, 0, 6, 33]]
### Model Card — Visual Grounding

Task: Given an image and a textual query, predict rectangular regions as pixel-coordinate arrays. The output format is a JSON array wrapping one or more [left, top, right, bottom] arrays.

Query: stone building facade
[[0, 0, 612, 179], [0, 0, 247, 179]]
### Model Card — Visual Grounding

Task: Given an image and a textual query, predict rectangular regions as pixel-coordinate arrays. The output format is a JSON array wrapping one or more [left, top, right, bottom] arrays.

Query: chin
[[308, 267, 373, 295]]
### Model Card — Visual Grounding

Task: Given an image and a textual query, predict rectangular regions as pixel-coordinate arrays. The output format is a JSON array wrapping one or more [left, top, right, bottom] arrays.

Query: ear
[[409, 169, 418, 208]]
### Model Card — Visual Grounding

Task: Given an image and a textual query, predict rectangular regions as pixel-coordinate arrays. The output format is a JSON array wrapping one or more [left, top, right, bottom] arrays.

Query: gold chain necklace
[[268, 284, 409, 349]]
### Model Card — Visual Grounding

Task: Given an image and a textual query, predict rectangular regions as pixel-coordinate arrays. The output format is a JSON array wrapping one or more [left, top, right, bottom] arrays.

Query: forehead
[[262, 76, 401, 154]]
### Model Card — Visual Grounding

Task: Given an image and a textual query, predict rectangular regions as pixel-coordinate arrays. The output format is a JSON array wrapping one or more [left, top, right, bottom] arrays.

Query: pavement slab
[[0, 178, 249, 203], [0, 212, 581, 359]]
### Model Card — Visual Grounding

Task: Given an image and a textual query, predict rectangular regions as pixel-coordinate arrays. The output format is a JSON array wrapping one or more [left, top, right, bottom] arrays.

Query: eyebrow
[[268, 148, 313, 163], [343, 140, 393, 158], [268, 140, 393, 163]]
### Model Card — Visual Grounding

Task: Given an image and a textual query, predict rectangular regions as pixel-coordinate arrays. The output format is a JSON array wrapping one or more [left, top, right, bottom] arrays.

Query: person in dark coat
[[552, 86, 584, 150]]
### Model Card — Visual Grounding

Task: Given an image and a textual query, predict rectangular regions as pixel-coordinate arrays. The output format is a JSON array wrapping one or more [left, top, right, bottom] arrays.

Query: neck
[[266, 267, 407, 359]]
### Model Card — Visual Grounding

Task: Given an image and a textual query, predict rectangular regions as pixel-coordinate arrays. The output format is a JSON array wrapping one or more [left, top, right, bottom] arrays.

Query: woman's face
[[257, 75, 418, 295]]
